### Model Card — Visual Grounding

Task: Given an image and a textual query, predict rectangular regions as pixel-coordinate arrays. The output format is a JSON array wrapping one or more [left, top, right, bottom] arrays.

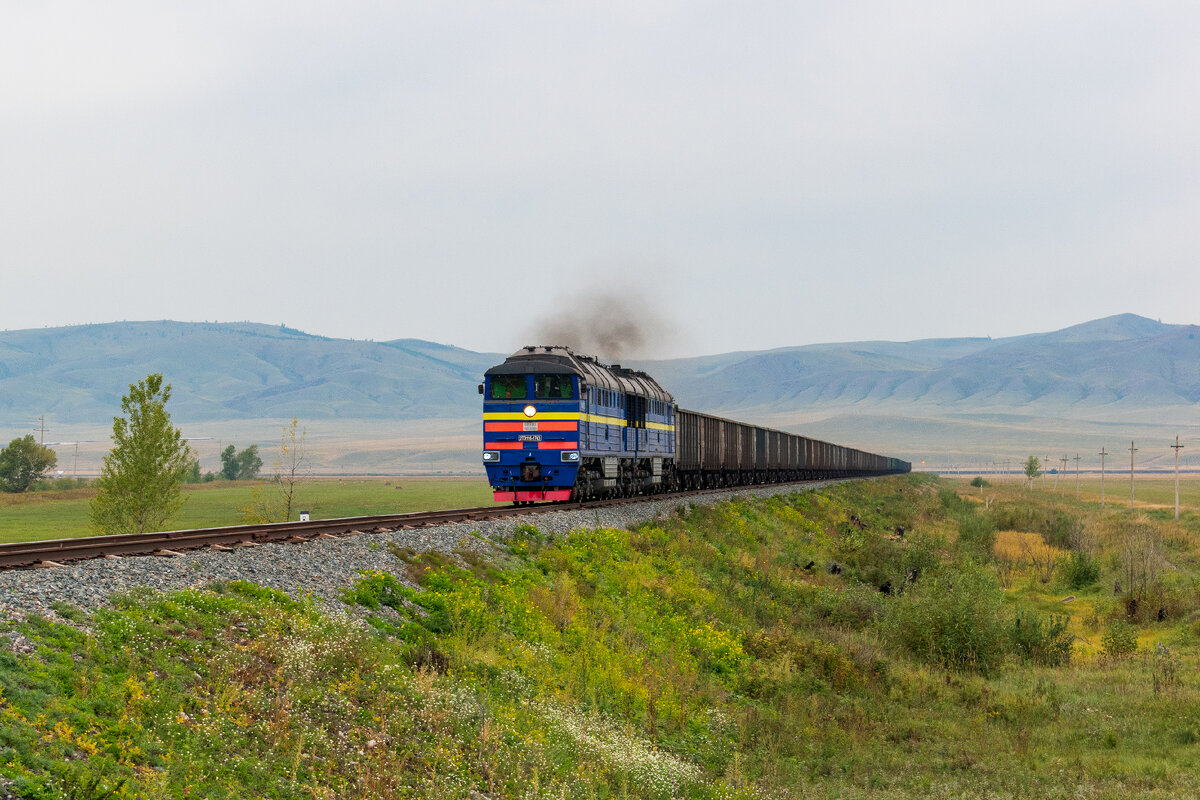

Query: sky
[[3, 2, 1198, 358]]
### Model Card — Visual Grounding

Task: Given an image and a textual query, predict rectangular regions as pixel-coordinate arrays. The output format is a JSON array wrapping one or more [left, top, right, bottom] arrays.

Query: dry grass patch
[[994, 530, 1066, 563]]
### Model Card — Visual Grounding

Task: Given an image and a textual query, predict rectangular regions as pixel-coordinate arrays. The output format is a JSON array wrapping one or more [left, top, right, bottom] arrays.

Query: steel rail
[[0, 478, 851, 570]]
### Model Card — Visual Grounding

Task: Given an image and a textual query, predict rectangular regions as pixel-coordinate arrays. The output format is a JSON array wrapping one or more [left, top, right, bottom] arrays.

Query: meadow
[[3, 474, 1200, 797], [0, 478, 493, 543]]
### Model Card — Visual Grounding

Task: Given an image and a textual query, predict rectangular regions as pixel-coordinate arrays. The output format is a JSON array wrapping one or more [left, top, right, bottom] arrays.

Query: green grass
[[4, 475, 1200, 797], [0, 478, 493, 543]]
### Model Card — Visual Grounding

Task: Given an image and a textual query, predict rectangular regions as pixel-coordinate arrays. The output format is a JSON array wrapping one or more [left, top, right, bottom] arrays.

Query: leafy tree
[[1023, 456, 1041, 488], [184, 457, 203, 484], [236, 445, 263, 480], [90, 374, 194, 534], [220, 445, 239, 481], [0, 435, 58, 492], [220, 444, 263, 481]]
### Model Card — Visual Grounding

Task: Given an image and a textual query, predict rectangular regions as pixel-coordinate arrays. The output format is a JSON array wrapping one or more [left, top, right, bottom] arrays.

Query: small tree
[[276, 418, 306, 520], [0, 435, 58, 492], [90, 374, 193, 534], [240, 418, 307, 523], [1023, 456, 1041, 489]]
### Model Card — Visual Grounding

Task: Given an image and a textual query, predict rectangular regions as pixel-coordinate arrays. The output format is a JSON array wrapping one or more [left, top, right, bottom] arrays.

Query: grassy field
[[0, 477, 493, 543], [5, 475, 1200, 796], [963, 472, 1200, 510]]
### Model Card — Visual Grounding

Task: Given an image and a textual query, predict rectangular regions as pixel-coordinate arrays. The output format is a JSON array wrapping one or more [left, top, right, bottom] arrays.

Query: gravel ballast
[[0, 482, 839, 623]]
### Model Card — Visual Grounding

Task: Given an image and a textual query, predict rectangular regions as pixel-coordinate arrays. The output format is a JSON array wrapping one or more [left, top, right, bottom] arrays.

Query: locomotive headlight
[[560, 451, 580, 462], [482, 451, 500, 462], [523, 405, 537, 417]]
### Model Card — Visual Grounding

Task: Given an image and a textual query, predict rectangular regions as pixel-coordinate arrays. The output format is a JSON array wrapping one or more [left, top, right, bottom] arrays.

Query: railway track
[[0, 482, 819, 570]]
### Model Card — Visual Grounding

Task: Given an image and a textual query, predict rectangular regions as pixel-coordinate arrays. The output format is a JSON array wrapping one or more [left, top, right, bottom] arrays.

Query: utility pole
[[1129, 440, 1137, 510], [1172, 436, 1185, 521], [1074, 453, 1081, 500], [1098, 447, 1108, 507], [38, 415, 46, 445], [1045, 455, 1051, 491], [1060, 455, 1069, 496]]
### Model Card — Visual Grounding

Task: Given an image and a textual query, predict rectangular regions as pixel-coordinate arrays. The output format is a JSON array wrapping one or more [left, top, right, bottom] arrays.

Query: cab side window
[[535, 375, 575, 399], [489, 375, 527, 400]]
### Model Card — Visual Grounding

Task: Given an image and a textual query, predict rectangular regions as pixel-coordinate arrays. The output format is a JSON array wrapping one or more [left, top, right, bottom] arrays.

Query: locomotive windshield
[[534, 374, 574, 399], [489, 375, 527, 400]]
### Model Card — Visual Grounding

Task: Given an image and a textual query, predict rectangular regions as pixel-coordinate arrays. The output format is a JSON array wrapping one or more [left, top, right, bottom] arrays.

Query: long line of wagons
[[481, 346, 910, 504]]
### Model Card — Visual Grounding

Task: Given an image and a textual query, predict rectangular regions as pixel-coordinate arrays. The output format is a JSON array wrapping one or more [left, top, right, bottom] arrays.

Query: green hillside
[[3, 477, 1199, 797]]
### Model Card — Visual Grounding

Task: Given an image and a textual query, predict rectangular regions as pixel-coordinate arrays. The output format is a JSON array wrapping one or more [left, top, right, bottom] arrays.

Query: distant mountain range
[[2, 315, 1197, 470], [0, 321, 502, 424], [645, 313, 1200, 422]]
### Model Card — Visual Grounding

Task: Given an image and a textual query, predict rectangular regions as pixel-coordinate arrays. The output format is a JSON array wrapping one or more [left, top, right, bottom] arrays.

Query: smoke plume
[[529, 291, 675, 362]]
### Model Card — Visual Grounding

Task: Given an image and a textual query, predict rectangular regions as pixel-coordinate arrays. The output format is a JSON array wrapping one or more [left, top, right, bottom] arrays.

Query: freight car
[[480, 346, 909, 504]]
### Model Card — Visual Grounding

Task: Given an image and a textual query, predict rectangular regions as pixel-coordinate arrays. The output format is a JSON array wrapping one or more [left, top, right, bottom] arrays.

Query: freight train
[[480, 346, 910, 504]]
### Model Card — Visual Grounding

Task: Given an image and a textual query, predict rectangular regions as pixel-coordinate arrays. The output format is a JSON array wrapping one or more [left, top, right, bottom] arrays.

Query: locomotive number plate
[[523, 421, 538, 431], [518, 434, 543, 442]]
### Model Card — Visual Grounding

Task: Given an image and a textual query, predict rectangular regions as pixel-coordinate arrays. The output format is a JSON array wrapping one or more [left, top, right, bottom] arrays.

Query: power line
[[1098, 447, 1108, 508], [1172, 436, 1185, 521], [1129, 440, 1138, 510]]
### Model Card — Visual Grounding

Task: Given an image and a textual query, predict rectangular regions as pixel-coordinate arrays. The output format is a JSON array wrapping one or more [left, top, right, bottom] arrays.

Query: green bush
[[1101, 620, 1138, 659], [1008, 610, 1073, 666], [956, 513, 997, 561], [938, 487, 970, 514], [882, 563, 1007, 675], [1061, 550, 1101, 589]]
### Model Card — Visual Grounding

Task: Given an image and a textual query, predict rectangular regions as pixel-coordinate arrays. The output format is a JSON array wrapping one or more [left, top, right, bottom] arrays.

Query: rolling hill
[[2, 315, 1197, 473]]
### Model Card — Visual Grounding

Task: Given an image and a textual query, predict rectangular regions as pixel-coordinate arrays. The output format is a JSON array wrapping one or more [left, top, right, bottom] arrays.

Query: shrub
[[1007, 610, 1073, 666], [882, 563, 1007, 675], [956, 513, 997, 561], [938, 488, 970, 514], [1101, 620, 1137, 659], [1061, 550, 1101, 589]]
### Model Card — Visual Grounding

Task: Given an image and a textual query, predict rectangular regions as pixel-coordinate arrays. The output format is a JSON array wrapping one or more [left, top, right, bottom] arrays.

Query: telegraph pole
[[1060, 455, 1069, 496], [1098, 447, 1108, 507], [1074, 453, 1081, 500], [1129, 440, 1137, 510], [1172, 436, 1185, 521]]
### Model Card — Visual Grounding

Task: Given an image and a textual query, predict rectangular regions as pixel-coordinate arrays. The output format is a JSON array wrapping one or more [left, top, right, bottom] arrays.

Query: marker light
[[482, 451, 500, 462], [560, 451, 580, 462], [523, 405, 537, 417]]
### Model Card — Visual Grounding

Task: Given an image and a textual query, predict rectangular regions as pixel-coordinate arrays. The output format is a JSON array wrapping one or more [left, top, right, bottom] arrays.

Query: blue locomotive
[[480, 346, 675, 503], [481, 345, 910, 504]]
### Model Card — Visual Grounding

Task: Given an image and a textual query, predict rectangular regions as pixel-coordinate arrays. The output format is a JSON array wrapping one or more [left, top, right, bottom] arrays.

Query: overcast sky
[[3, 2, 1197, 358]]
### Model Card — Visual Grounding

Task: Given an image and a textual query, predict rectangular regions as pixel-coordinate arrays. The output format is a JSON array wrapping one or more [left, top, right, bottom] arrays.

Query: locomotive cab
[[482, 349, 583, 503], [481, 345, 676, 504]]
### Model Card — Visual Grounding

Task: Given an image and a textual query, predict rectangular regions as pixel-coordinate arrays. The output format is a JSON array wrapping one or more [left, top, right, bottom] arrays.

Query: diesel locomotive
[[480, 345, 910, 504]]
